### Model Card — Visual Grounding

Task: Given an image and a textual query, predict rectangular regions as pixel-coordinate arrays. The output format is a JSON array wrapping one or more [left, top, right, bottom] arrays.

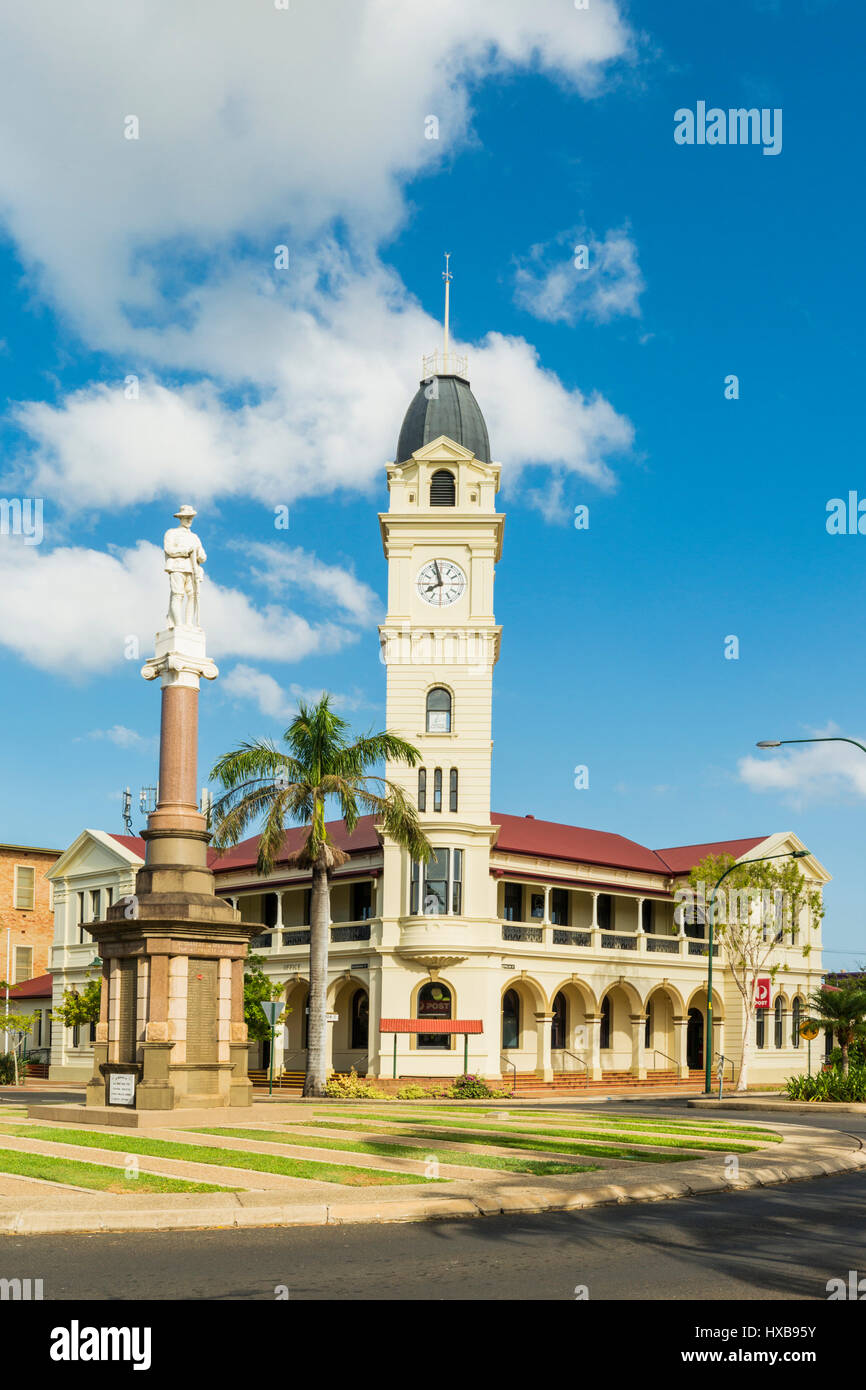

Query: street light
[[757, 736, 866, 755], [703, 848, 810, 1094]]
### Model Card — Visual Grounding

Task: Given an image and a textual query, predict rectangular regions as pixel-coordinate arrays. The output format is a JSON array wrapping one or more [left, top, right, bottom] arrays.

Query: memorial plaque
[[108, 1072, 136, 1107]]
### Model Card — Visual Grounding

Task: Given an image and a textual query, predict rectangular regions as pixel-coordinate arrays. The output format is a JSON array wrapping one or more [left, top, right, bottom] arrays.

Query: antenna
[[442, 251, 452, 360], [121, 787, 133, 835], [139, 786, 157, 816]]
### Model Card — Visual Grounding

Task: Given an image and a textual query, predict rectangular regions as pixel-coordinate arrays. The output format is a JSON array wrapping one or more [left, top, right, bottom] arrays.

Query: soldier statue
[[163, 505, 207, 629]]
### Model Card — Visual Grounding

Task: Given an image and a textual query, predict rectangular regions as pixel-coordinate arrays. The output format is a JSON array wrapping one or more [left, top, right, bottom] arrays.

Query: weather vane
[[442, 252, 452, 361]]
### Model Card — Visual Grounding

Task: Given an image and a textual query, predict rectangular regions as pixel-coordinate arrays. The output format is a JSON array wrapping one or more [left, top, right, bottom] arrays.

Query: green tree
[[52, 978, 102, 1029], [211, 694, 431, 1097], [804, 981, 866, 1076], [683, 852, 823, 1091], [244, 953, 290, 1043], [0, 996, 35, 1085]]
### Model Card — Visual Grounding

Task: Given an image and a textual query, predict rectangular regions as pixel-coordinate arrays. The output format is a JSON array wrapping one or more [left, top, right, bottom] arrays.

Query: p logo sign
[[754, 977, 771, 1010]]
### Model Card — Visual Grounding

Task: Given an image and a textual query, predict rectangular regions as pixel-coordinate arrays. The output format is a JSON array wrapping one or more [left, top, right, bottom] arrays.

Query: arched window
[[774, 996, 784, 1049], [600, 995, 611, 1050], [645, 1000, 652, 1048], [430, 469, 456, 506], [350, 989, 369, 1050], [502, 989, 520, 1050], [551, 991, 567, 1050], [417, 981, 452, 1049], [433, 768, 442, 812], [417, 767, 426, 812], [426, 687, 452, 733], [756, 1009, 765, 1050], [792, 996, 802, 1048], [449, 768, 458, 812]]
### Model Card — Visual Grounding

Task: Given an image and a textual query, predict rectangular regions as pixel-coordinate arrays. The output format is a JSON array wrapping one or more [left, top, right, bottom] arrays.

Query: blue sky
[[0, 0, 864, 967]]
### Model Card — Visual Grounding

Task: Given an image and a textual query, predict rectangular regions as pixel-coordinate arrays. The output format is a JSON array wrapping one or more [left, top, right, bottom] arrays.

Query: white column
[[636, 896, 646, 952], [543, 885, 551, 923], [590, 891, 601, 949], [535, 1012, 554, 1081], [585, 1013, 602, 1080], [673, 1014, 689, 1078], [630, 1013, 647, 1080]]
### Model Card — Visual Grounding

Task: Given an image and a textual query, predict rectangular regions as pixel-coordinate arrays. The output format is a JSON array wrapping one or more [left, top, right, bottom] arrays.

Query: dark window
[[684, 896, 705, 939], [502, 989, 520, 1050], [418, 768, 426, 812], [503, 882, 522, 922], [89, 1021, 96, 1043], [792, 997, 801, 1048], [433, 767, 442, 812], [351, 881, 373, 921], [106, 887, 114, 908], [351, 989, 369, 1049], [597, 894, 612, 931], [756, 1010, 765, 1049], [530, 892, 544, 920], [303, 889, 311, 925], [452, 849, 463, 915], [72, 1024, 80, 1048], [417, 981, 452, 1048], [411, 859, 420, 915], [430, 469, 456, 506], [774, 997, 784, 1049], [599, 996, 611, 1049], [645, 1001, 652, 1048], [89, 889, 101, 922], [263, 894, 279, 928], [641, 900, 653, 933], [551, 991, 567, 1050], [449, 768, 458, 812], [426, 687, 452, 733], [550, 888, 569, 926]]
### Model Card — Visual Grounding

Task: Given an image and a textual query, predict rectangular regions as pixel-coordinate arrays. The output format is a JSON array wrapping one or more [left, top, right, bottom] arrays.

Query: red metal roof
[[491, 813, 670, 874], [209, 814, 381, 872], [9, 974, 53, 999], [379, 1019, 483, 1034], [652, 838, 767, 875], [107, 834, 147, 859]]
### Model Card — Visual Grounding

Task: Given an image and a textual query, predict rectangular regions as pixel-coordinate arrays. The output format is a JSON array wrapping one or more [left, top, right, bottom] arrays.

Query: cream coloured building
[[46, 361, 829, 1088]]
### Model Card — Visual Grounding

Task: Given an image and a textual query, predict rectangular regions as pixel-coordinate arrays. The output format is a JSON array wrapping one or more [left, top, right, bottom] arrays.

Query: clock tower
[[377, 344, 504, 1050]]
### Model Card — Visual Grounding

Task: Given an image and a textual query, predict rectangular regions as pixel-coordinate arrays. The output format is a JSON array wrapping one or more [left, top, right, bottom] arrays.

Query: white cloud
[[0, 2, 638, 518], [221, 664, 371, 725], [514, 226, 645, 325], [245, 543, 381, 626], [85, 725, 157, 752], [738, 726, 866, 808], [0, 536, 364, 678]]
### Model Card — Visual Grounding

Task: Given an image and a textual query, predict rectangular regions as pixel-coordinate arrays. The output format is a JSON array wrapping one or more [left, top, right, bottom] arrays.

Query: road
[[3, 1096, 864, 1301]]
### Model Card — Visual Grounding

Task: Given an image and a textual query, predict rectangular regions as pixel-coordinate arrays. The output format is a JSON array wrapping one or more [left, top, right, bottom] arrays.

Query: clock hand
[[433, 560, 443, 585]]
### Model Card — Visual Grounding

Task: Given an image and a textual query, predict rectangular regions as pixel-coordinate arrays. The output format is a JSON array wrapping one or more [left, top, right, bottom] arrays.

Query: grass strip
[[0, 1126, 428, 1187], [311, 1112, 763, 1153], [0, 1147, 231, 1193], [189, 1127, 600, 1177], [329, 1107, 779, 1141], [260, 1119, 696, 1164]]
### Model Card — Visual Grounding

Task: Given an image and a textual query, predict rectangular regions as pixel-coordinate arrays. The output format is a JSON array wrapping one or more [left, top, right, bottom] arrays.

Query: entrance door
[[686, 1008, 704, 1070], [551, 991, 567, 1051]]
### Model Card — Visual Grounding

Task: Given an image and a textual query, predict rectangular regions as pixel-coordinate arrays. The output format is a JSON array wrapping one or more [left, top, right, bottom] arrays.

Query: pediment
[[48, 829, 144, 880]]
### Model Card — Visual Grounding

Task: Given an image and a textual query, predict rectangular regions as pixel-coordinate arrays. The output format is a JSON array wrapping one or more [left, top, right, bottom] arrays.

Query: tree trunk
[[841, 1035, 849, 1076], [304, 863, 331, 1098], [737, 1002, 752, 1092]]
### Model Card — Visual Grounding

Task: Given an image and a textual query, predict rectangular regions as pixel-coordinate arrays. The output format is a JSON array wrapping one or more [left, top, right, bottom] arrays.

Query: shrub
[[784, 1066, 866, 1103], [0, 1053, 18, 1085], [447, 1074, 509, 1100], [323, 1067, 390, 1100], [394, 1084, 435, 1100]]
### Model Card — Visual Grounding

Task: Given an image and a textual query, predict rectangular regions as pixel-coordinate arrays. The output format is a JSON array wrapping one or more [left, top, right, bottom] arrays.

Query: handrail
[[558, 1049, 589, 1086], [500, 1053, 517, 1097], [649, 1047, 678, 1071], [714, 1051, 735, 1081]]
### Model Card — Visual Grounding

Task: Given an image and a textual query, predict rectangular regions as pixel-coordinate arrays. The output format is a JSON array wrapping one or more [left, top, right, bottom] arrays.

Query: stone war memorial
[[33, 506, 261, 1127]]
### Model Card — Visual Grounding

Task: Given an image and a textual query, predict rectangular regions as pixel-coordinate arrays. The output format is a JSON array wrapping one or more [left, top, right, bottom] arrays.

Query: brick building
[[0, 843, 59, 987]]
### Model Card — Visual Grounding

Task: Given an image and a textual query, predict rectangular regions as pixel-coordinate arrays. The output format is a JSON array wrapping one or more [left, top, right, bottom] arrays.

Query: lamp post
[[703, 849, 810, 1094], [757, 736, 866, 757]]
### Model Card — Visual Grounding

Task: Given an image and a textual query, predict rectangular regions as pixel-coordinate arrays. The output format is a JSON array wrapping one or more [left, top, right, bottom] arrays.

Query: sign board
[[800, 1022, 820, 1041], [259, 1001, 281, 1027], [326, 1012, 339, 1023], [754, 977, 771, 1010], [108, 1073, 136, 1107]]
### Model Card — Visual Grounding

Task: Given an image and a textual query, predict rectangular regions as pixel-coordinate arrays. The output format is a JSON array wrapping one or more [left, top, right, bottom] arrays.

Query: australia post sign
[[754, 977, 771, 1010]]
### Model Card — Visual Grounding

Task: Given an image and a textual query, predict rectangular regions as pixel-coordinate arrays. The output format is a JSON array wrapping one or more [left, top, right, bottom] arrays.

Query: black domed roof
[[396, 374, 490, 464]]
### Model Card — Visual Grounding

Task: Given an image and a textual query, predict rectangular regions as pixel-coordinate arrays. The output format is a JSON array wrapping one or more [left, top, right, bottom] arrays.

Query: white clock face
[[417, 559, 466, 607]]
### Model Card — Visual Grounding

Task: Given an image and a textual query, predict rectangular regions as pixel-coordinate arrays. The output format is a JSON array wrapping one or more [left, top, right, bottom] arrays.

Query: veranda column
[[585, 1013, 603, 1080], [672, 1014, 689, 1079], [630, 1013, 647, 1080], [535, 1012, 554, 1081]]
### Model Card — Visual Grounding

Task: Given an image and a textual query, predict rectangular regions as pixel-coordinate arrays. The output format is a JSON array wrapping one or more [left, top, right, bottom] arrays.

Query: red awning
[[379, 1018, 483, 1034]]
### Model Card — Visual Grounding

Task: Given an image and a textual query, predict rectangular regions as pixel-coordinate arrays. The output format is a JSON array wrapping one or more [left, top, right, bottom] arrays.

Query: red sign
[[754, 977, 771, 1010]]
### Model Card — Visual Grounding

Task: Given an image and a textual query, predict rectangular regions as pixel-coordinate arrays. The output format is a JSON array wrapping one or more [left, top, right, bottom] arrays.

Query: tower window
[[449, 767, 458, 812], [426, 687, 452, 732], [418, 767, 426, 812], [410, 849, 463, 916], [433, 768, 442, 812], [430, 470, 456, 506]]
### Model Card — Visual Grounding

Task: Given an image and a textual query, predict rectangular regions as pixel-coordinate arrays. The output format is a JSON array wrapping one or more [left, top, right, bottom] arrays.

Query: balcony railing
[[552, 929, 591, 947], [646, 937, 679, 953], [331, 923, 372, 942], [502, 924, 543, 943], [601, 932, 637, 950], [688, 941, 718, 957]]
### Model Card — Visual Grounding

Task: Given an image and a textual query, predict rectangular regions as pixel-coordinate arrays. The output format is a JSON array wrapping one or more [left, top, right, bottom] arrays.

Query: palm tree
[[804, 981, 866, 1076], [210, 694, 431, 1096]]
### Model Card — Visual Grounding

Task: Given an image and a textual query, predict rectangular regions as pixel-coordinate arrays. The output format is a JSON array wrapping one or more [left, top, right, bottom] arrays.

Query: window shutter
[[14, 946, 33, 984], [14, 866, 35, 911]]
